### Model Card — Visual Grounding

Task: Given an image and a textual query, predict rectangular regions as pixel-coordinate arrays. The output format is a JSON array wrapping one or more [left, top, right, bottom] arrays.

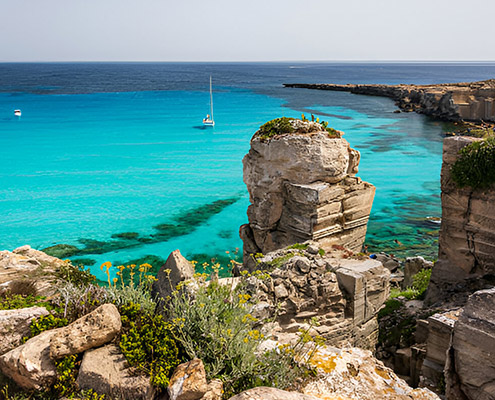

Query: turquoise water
[[4, 62, 492, 279]]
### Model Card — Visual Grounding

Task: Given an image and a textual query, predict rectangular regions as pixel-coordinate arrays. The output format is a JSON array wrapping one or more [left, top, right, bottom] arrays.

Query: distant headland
[[284, 79, 495, 124]]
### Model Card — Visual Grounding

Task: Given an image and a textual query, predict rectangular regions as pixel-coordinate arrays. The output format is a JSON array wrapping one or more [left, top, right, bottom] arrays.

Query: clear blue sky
[[1, 0, 494, 62]]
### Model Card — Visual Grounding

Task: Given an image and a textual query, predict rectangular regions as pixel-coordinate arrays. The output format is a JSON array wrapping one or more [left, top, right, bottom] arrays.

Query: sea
[[1, 62, 495, 280]]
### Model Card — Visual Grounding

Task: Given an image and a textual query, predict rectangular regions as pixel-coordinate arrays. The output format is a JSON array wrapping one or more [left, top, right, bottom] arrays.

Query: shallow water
[[1, 63, 495, 279]]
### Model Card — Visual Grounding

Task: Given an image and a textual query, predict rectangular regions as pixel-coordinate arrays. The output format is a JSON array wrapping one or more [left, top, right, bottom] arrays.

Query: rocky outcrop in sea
[[240, 119, 375, 270]]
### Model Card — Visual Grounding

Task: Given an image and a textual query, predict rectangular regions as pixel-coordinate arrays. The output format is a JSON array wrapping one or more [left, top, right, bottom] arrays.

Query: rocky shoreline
[[284, 80, 495, 124], [1, 118, 494, 400]]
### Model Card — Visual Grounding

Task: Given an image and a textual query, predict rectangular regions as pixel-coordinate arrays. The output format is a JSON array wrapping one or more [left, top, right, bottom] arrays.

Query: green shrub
[[167, 281, 259, 384], [451, 137, 495, 189], [378, 299, 403, 319], [29, 313, 69, 338], [389, 268, 432, 301], [119, 303, 180, 389], [257, 117, 294, 139], [167, 278, 320, 398], [55, 262, 96, 287], [0, 293, 51, 310], [411, 268, 432, 299], [287, 243, 308, 250], [53, 354, 80, 397]]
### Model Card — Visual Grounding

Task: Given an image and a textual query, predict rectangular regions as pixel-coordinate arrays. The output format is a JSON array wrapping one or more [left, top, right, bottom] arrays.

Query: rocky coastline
[[284, 80, 495, 124], [1, 118, 494, 400]]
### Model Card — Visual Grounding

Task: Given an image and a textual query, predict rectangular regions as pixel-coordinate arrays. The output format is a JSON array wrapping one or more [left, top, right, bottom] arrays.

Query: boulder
[[153, 250, 194, 302], [50, 303, 121, 359], [168, 359, 208, 400], [228, 387, 320, 400], [446, 288, 495, 400], [0, 329, 59, 390], [0, 306, 49, 355], [76, 344, 152, 400]]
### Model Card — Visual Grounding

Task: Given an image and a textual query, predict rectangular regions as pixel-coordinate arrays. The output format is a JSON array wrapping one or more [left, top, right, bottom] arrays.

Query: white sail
[[203, 76, 215, 126]]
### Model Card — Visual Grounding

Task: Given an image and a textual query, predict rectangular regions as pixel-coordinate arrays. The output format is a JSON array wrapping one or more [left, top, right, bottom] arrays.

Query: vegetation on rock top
[[451, 137, 495, 189], [255, 116, 342, 140]]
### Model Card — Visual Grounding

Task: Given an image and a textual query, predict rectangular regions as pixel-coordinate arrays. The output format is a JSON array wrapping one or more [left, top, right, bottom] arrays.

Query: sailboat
[[202, 76, 215, 127]]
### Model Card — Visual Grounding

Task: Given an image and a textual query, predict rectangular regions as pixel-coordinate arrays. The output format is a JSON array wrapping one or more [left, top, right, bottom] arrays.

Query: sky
[[1, 0, 494, 62]]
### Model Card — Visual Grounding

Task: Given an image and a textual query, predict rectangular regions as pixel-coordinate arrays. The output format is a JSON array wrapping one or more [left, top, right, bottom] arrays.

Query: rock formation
[[0, 245, 67, 296], [427, 136, 495, 304], [0, 304, 122, 390], [284, 80, 495, 122], [153, 249, 195, 302], [242, 244, 390, 350], [446, 288, 495, 400], [0, 306, 49, 355], [241, 120, 375, 268]]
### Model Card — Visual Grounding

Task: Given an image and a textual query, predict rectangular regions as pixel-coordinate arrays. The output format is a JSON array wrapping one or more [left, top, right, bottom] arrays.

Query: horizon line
[[1, 60, 495, 64]]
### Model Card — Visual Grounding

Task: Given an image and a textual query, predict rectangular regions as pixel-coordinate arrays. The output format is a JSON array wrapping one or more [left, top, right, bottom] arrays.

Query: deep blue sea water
[[1, 62, 495, 279]]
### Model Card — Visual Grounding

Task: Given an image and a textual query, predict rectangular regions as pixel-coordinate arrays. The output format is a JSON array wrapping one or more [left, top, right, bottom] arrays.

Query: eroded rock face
[[0, 306, 49, 355], [76, 344, 152, 400], [246, 245, 389, 349], [153, 249, 195, 302], [50, 303, 121, 359], [241, 127, 375, 268], [446, 288, 495, 400], [0, 329, 59, 390], [427, 137, 495, 304]]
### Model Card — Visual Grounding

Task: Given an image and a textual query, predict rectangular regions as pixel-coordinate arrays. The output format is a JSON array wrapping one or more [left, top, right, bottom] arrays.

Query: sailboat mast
[[209, 76, 214, 122]]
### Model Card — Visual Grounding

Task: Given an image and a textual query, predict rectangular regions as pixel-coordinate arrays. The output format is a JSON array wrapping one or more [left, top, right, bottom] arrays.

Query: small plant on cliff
[[450, 137, 495, 189], [118, 302, 180, 390], [257, 117, 294, 139]]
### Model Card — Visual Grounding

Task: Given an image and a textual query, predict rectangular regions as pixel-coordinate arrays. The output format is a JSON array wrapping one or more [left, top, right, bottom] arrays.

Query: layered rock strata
[[244, 245, 389, 349], [284, 80, 495, 122], [241, 122, 375, 268], [446, 288, 495, 400], [427, 137, 495, 303]]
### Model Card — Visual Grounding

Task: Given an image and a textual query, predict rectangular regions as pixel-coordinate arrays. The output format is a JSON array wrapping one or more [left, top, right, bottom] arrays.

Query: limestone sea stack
[[240, 118, 375, 268]]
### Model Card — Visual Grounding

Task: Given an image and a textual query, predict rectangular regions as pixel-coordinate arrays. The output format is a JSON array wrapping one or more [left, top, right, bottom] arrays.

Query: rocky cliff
[[427, 136, 495, 304], [240, 119, 375, 269], [245, 243, 390, 350], [284, 80, 495, 122]]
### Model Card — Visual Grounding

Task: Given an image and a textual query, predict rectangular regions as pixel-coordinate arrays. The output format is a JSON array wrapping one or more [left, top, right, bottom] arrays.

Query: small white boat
[[202, 76, 215, 127], [14, 109, 22, 117]]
